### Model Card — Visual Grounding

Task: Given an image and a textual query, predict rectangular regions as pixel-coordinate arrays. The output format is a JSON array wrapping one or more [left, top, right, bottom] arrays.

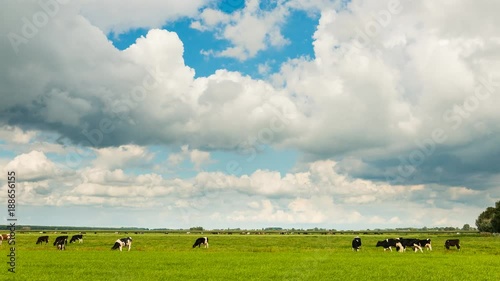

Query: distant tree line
[[476, 200, 500, 232], [0, 225, 149, 231]]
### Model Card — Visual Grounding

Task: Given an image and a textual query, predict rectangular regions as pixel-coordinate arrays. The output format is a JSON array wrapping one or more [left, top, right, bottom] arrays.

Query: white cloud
[[92, 145, 154, 169], [80, 0, 208, 34], [0, 125, 36, 144], [1, 0, 500, 229], [168, 145, 212, 171], [193, 0, 291, 60], [3, 151, 59, 181]]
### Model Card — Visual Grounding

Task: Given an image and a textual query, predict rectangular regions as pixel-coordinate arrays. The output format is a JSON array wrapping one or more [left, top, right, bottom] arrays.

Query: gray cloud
[[1, 0, 500, 196]]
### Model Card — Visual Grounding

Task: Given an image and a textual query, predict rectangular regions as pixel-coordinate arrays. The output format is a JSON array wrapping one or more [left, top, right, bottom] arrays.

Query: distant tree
[[476, 201, 500, 232], [462, 224, 470, 231], [491, 201, 500, 233]]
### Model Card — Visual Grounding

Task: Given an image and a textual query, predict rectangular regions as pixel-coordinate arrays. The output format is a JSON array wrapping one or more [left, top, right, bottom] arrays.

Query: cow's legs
[[413, 244, 422, 253]]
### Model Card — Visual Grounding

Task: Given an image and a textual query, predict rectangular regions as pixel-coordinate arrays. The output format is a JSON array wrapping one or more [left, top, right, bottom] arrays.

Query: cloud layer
[[1, 0, 499, 228]]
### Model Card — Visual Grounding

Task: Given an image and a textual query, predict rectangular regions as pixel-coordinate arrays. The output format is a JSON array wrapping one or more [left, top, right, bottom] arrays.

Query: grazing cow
[[36, 236, 49, 245], [376, 239, 402, 252], [192, 237, 209, 248], [397, 238, 423, 253], [352, 236, 362, 251], [53, 236, 68, 247], [445, 239, 461, 250], [55, 237, 67, 250], [0, 234, 10, 245], [417, 239, 432, 251], [111, 237, 132, 252], [70, 234, 83, 243]]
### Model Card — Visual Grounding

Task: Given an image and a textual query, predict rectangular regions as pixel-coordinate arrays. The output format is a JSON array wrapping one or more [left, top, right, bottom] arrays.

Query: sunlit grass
[[3, 233, 500, 280]]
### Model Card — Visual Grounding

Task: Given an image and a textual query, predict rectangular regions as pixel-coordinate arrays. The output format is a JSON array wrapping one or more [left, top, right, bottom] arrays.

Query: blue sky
[[1, 0, 499, 230], [108, 9, 318, 79]]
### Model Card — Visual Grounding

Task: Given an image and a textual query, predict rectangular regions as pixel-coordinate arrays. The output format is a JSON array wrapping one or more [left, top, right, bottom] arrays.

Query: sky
[[1, 0, 499, 230]]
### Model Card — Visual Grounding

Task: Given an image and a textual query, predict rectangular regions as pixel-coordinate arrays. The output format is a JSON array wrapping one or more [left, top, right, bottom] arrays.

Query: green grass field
[[2, 233, 500, 280]]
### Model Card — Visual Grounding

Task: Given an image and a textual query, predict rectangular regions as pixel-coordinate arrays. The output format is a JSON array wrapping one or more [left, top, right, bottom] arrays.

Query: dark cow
[[352, 236, 362, 251], [53, 236, 68, 246], [192, 237, 209, 248], [445, 239, 460, 250], [376, 239, 402, 252], [111, 237, 132, 251], [55, 237, 67, 250], [397, 238, 423, 253], [417, 239, 432, 251], [36, 236, 49, 244], [70, 234, 83, 243]]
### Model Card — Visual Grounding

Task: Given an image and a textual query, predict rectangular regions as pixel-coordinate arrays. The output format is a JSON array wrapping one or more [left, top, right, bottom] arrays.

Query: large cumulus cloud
[[1, 0, 499, 228]]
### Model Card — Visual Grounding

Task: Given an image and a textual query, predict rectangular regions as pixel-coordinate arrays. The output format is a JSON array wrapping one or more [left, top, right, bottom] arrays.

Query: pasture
[[2, 232, 500, 280]]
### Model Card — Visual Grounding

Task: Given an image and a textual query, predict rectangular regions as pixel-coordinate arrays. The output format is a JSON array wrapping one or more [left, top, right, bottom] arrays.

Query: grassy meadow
[[2, 232, 500, 280]]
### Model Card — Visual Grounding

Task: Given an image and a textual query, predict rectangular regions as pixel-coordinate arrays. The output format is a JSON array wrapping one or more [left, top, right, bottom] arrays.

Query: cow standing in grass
[[112, 237, 132, 251], [36, 236, 49, 245], [55, 237, 67, 250], [0, 234, 10, 245], [70, 234, 83, 243], [445, 239, 461, 250], [352, 237, 362, 251], [397, 238, 423, 253], [418, 239, 432, 251], [192, 237, 209, 248], [376, 239, 402, 252], [53, 236, 68, 247]]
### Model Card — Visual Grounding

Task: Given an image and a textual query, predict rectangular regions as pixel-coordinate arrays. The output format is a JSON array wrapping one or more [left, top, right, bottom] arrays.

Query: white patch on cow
[[425, 240, 432, 251], [115, 239, 125, 251], [396, 242, 404, 252], [414, 244, 423, 253]]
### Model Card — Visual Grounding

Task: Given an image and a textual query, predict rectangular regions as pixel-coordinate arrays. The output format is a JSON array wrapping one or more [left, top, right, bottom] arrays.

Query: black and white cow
[[417, 239, 432, 251], [55, 237, 67, 250], [397, 238, 423, 253], [445, 239, 460, 250], [376, 239, 402, 252], [352, 236, 362, 251], [192, 237, 209, 248], [111, 237, 132, 251], [70, 234, 83, 243], [36, 236, 49, 244], [53, 236, 68, 247]]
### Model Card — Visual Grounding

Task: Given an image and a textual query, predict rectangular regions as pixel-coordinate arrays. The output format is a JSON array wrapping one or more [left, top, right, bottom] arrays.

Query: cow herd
[[33, 234, 133, 251], [35, 234, 85, 250], [2, 233, 462, 252], [354, 237, 461, 252], [29, 234, 209, 252]]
